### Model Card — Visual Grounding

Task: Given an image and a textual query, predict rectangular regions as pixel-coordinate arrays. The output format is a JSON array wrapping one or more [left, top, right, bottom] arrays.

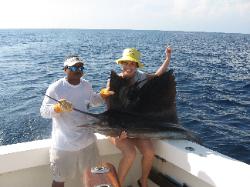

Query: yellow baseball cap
[[116, 48, 144, 68]]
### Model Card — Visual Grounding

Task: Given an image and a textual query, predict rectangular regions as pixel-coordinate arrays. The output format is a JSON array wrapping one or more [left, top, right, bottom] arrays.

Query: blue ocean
[[0, 29, 249, 164]]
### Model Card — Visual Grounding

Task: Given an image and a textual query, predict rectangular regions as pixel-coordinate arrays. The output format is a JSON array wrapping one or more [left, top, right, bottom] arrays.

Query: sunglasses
[[67, 66, 85, 72]]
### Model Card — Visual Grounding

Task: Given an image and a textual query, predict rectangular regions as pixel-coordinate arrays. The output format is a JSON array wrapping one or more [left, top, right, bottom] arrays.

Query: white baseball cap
[[64, 56, 84, 67]]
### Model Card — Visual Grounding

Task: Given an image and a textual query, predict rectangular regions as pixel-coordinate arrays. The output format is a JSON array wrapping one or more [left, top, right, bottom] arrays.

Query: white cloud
[[0, 0, 249, 33], [164, 0, 250, 33]]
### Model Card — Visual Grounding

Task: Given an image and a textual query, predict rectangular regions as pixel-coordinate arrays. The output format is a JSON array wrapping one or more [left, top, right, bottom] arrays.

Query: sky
[[0, 0, 249, 34]]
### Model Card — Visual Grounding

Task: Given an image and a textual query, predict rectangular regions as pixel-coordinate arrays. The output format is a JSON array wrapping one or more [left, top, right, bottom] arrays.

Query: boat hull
[[0, 134, 249, 187]]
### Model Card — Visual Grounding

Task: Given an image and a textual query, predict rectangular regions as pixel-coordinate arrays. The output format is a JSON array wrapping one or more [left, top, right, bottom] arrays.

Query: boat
[[0, 133, 249, 187]]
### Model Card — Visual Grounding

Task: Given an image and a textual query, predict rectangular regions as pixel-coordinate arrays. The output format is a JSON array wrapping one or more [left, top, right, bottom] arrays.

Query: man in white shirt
[[40, 56, 111, 187]]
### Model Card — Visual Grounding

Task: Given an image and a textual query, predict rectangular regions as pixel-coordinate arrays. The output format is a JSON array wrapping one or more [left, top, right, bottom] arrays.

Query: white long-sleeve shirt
[[40, 77, 103, 151]]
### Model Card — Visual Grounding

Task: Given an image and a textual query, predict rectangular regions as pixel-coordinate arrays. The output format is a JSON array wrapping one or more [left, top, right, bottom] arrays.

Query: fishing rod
[[44, 94, 98, 117]]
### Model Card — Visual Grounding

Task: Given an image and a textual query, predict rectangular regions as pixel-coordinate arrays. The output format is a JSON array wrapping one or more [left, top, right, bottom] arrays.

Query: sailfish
[[78, 70, 199, 142]]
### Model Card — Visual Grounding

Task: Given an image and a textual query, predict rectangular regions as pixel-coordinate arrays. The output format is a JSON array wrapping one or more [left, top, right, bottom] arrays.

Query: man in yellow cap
[[107, 47, 172, 187], [40, 55, 113, 187]]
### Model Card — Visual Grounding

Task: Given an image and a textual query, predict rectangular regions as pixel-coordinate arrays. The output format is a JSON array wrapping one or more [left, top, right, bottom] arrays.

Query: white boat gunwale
[[0, 134, 249, 187]]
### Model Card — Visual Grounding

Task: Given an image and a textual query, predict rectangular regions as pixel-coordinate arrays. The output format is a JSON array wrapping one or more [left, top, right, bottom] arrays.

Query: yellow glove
[[100, 88, 115, 99], [53, 99, 73, 113]]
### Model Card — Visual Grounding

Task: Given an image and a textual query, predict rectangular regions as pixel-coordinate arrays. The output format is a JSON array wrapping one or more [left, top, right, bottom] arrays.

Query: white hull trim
[[0, 134, 249, 187]]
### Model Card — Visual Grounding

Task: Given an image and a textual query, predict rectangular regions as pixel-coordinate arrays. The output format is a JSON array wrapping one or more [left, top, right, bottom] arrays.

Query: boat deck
[[0, 134, 249, 187]]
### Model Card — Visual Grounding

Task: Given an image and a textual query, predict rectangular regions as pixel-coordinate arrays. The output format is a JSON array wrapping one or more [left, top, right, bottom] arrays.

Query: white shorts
[[50, 143, 100, 183]]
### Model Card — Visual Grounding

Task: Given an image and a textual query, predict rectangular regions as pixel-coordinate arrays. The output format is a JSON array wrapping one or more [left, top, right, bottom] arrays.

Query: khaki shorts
[[50, 143, 100, 183]]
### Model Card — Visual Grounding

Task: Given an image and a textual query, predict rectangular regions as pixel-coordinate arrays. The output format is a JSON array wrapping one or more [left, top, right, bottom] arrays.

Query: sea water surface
[[0, 29, 249, 164]]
